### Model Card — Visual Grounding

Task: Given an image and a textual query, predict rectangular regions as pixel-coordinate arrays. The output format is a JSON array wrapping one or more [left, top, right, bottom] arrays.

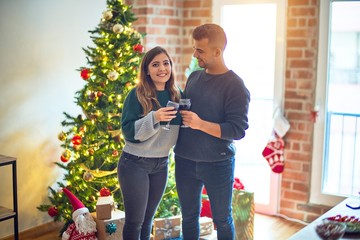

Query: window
[[311, 0, 360, 205], [213, 0, 286, 214]]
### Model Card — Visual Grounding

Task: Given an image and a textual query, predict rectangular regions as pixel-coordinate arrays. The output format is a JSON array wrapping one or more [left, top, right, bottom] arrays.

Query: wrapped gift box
[[152, 215, 181, 240], [199, 217, 213, 236], [91, 209, 125, 240], [232, 190, 254, 240], [96, 196, 115, 220]]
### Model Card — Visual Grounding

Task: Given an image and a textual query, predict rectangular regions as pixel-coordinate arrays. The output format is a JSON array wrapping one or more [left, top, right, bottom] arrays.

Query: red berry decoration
[[71, 135, 82, 145], [100, 187, 111, 197], [80, 68, 91, 80], [133, 43, 144, 53], [47, 206, 58, 217]]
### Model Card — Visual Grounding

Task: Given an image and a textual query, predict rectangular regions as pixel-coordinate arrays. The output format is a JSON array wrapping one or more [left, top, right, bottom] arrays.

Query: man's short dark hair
[[192, 23, 227, 50]]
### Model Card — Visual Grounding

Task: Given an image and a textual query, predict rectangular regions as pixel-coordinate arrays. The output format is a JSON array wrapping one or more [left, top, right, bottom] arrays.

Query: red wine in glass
[[163, 101, 179, 130], [179, 99, 191, 127]]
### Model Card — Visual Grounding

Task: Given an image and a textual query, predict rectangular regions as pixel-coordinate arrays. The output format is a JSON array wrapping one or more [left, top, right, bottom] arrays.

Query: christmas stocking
[[262, 133, 285, 173]]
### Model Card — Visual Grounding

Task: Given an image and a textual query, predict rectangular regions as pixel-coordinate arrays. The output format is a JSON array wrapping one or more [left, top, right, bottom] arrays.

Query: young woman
[[118, 46, 181, 240]]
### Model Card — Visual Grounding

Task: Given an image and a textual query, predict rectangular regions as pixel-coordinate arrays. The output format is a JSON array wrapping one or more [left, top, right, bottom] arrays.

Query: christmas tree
[[185, 56, 203, 78], [37, 0, 179, 228]]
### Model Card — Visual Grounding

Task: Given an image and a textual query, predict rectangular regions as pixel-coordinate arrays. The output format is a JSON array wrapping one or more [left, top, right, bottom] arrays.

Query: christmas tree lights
[[37, 0, 144, 224]]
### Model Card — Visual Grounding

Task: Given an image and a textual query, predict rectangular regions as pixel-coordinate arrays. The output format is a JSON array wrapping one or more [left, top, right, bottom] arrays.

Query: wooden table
[[289, 197, 360, 239]]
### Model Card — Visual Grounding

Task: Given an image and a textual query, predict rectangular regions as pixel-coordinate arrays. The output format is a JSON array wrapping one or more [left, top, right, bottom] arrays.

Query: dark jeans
[[175, 156, 235, 240], [117, 151, 168, 240]]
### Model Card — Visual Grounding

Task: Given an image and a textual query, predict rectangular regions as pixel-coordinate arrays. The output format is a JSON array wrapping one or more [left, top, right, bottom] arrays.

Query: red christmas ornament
[[97, 91, 103, 97], [60, 155, 69, 163], [60, 150, 71, 163], [80, 68, 91, 80], [99, 187, 111, 197], [48, 206, 58, 217], [112, 150, 119, 157], [133, 43, 144, 53], [71, 135, 82, 145]]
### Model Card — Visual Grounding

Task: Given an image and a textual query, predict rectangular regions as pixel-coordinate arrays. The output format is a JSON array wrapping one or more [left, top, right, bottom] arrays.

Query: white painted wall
[[0, 0, 106, 238]]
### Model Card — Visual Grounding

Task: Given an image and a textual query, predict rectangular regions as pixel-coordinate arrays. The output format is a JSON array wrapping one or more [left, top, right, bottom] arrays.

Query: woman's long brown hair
[[136, 46, 180, 115]]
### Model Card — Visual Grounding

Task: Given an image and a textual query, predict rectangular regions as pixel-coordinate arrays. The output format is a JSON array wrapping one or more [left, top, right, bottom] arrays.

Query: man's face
[[192, 38, 215, 69]]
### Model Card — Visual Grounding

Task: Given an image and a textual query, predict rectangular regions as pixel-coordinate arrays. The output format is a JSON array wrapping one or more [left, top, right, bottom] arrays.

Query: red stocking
[[262, 133, 285, 173]]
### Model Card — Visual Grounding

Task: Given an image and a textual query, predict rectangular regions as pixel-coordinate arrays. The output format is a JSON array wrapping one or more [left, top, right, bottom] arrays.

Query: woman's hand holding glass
[[155, 101, 179, 130]]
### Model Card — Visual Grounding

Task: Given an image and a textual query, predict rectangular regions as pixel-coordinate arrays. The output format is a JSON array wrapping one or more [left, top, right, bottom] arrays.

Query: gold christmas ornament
[[58, 131, 67, 141], [83, 171, 94, 181], [73, 144, 81, 151], [88, 148, 95, 155], [102, 10, 113, 21], [107, 71, 119, 81], [89, 195, 96, 202], [113, 24, 124, 34]]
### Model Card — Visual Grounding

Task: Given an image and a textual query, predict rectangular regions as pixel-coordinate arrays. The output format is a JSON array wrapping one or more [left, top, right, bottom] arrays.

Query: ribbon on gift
[[200, 222, 213, 236], [155, 218, 181, 238], [106, 222, 117, 235], [110, 201, 118, 211]]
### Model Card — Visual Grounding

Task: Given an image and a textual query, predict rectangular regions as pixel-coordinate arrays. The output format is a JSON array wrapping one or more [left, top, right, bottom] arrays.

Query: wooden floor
[[1, 213, 306, 240], [253, 213, 306, 240]]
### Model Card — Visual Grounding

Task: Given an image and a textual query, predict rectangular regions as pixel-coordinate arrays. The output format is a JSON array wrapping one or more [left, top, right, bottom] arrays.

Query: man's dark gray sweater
[[174, 70, 250, 162]]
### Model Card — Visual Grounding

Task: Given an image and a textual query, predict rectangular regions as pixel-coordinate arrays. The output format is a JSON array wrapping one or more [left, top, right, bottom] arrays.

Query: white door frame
[[212, 0, 286, 215]]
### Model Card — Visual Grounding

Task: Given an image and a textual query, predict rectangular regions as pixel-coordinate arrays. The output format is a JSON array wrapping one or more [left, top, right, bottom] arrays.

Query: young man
[[174, 23, 250, 240]]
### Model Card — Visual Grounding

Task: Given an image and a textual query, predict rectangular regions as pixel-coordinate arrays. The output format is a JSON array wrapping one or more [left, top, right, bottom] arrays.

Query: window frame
[[212, 0, 286, 214], [310, 0, 347, 206]]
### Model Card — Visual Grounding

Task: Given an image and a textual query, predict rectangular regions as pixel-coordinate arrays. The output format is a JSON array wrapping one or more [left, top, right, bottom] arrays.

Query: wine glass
[[179, 98, 191, 128], [162, 101, 179, 130]]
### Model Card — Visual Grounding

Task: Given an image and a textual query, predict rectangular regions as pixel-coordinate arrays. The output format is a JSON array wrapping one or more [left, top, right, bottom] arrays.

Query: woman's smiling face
[[148, 52, 172, 90]]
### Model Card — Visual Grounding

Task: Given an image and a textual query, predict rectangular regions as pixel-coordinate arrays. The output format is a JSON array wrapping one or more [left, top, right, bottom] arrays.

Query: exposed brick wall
[[129, 0, 182, 84], [131, 0, 330, 223], [131, 0, 210, 87], [282, 0, 330, 223], [132, 0, 184, 84], [181, 0, 212, 88]]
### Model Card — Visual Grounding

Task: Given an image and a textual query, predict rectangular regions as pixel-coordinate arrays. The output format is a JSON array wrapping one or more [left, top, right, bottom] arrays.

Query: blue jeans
[[175, 156, 235, 240], [117, 151, 168, 240]]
